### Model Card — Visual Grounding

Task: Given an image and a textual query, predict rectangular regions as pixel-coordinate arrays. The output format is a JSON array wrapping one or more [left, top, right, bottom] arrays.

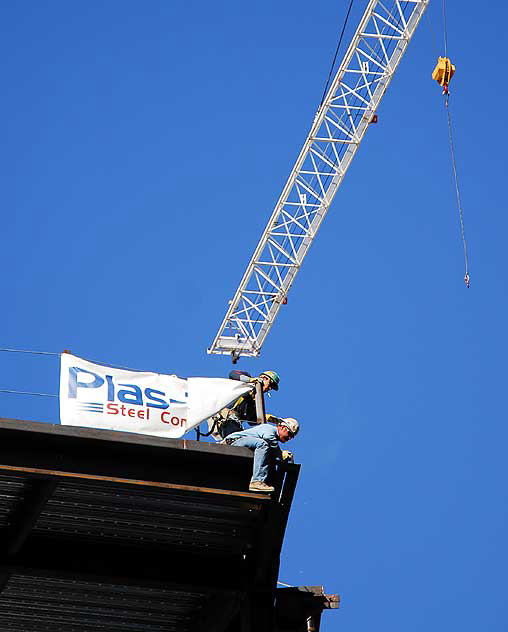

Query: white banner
[[59, 353, 252, 438]]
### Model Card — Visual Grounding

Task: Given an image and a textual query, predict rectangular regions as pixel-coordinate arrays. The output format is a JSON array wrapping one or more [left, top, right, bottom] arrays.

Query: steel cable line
[[305, 1, 407, 216], [442, 0, 448, 57], [444, 95, 469, 287], [440, 0, 470, 287], [0, 348, 60, 400], [0, 389, 57, 398], [258, 0, 400, 332], [320, 0, 356, 108], [0, 347, 60, 356], [262, 0, 360, 301], [232, 1, 413, 345], [249, 0, 357, 323]]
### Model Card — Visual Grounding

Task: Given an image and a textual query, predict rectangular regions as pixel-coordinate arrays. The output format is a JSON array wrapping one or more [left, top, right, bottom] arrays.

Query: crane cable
[[319, 0, 355, 108], [435, 0, 470, 288], [444, 95, 469, 288]]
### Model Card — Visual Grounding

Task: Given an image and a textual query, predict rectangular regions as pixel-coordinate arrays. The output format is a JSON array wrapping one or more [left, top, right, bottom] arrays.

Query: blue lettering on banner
[[145, 388, 169, 409], [106, 375, 115, 401], [67, 367, 187, 409], [76, 402, 104, 413], [117, 384, 143, 406], [68, 367, 104, 398]]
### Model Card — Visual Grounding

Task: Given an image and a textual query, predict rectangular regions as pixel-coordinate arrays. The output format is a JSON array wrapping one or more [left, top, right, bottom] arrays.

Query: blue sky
[[1, 1, 507, 630]]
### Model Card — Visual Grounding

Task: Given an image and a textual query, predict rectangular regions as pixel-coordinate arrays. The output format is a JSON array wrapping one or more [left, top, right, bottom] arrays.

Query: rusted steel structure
[[0, 418, 337, 631]]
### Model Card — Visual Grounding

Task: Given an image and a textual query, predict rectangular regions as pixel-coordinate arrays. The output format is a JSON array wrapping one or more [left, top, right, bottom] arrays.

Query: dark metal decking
[[0, 418, 336, 631], [0, 419, 337, 632]]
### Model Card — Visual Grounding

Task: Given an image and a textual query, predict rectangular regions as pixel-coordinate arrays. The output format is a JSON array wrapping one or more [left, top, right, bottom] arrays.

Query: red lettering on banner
[[161, 411, 185, 426], [107, 403, 150, 420]]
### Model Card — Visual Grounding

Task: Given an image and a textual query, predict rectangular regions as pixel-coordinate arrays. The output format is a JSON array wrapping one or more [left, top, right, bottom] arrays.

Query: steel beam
[[2, 537, 251, 592], [3, 479, 57, 557], [0, 418, 256, 491], [0, 464, 271, 501]]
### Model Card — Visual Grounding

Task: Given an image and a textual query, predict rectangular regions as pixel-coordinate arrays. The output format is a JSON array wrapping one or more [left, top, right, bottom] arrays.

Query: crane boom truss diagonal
[[209, 0, 429, 358]]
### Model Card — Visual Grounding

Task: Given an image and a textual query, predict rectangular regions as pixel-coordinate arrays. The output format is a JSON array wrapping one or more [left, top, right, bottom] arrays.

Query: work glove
[[281, 450, 293, 462]]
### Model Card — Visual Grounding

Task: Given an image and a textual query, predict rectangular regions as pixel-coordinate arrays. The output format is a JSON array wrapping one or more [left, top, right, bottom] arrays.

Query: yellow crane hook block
[[432, 57, 455, 93]]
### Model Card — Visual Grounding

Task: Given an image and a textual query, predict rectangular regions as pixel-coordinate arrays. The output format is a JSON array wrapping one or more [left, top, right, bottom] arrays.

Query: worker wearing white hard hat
[[222, 418, 300, 493]]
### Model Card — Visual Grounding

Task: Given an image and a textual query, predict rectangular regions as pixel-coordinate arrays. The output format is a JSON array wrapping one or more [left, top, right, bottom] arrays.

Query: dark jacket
[[230, 378, 279, 424]]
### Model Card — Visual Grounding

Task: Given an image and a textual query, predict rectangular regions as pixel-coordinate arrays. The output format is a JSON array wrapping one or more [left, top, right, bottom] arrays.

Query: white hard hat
[[280, 417, 299, 437]]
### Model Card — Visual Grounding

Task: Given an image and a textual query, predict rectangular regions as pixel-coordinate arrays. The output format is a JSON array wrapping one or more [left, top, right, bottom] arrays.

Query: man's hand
[[281, 450, 293, 462]]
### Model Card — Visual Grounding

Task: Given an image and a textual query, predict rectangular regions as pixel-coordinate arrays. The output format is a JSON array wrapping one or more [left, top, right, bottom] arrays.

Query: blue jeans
[[230, 436, 272, 482]]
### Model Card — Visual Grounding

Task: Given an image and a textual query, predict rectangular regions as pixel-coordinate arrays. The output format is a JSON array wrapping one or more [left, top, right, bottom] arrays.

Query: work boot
[[249, 481, 275, 493]]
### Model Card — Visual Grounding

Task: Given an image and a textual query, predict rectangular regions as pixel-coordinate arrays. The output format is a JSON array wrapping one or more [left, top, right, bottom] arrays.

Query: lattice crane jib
[[208, 0, 429, 360]]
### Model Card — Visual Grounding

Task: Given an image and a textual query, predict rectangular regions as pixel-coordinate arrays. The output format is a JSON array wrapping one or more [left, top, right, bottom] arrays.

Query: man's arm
[[256, 425, 283, 457]]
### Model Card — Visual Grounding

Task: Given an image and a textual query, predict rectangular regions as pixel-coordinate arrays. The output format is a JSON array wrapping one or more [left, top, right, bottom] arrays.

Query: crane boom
[[208, 0, 429, 360]]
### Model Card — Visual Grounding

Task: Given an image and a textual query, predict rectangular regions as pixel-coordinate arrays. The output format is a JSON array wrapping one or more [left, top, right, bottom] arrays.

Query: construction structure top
[[0, 417, 337, 631]]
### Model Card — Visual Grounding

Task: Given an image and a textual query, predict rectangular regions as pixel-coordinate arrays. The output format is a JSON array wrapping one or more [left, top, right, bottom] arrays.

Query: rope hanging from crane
[[432, 1, 470, 288]]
